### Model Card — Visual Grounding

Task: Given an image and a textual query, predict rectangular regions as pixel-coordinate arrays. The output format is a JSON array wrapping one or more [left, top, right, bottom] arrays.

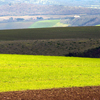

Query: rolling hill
[[0, 4, 100, 16], [0, 26, 100, 58], [28, 20, 68, 28]]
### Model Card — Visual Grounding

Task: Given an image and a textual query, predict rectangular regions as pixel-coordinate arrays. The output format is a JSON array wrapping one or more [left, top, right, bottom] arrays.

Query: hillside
[[61, 15, 100, 26], [0, 38, 100, 57], [0, 26, 100, 58], [28, 20, 69, 28], [0, 26, 100, 40], [0, 3, 100, 16]]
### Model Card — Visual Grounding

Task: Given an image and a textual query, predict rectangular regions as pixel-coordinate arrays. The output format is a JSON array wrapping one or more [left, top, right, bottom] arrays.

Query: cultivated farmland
[[0, 54, 100, 99], [28, 20, 69, 28], [0, 26, 100, 99], [0, 26, 100, 57], [0, 26, 100, 40]]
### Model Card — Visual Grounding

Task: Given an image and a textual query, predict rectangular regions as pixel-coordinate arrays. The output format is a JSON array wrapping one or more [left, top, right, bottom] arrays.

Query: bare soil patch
[[0, 86, 100, 100]]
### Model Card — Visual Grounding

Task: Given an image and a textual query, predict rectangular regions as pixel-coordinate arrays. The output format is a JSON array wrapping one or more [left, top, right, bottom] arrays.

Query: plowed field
[[0, 86, 100, 100]]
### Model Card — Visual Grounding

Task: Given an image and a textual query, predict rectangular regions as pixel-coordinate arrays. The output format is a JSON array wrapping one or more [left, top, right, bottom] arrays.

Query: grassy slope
[[0, 26, 100, 57], [29, 20, 60, 28], [0, 54, 100, 92], [0, 26, 100, 40], [53, 22, 69, 27], [28, 20, 69, 28], [96, 24, 100, 26]]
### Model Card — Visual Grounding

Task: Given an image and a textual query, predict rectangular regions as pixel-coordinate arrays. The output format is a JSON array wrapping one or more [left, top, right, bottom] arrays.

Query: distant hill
[[61, 15, 100, 26], [0, 3, 100, 16]]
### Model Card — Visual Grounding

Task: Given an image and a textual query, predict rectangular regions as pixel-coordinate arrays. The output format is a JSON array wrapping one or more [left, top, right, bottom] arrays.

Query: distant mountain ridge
[[0, 0, 100, 6], [0, 3, 100, 16]]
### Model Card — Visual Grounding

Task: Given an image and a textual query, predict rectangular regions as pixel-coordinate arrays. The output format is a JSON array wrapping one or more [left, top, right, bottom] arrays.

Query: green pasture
[[28, 20, 68, 28], [0, 26, 100, 40], [0, 54, 100, 92], [29, 20, 60, 28], [96, 24, 100, 26], [53, 22, 69, 27]]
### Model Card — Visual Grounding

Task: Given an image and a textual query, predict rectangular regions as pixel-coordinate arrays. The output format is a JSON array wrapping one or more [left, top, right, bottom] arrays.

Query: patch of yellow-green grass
[[53, 22, 69, 27], [28, 20, 60, 28], [0, 54, 100, 92], [96, 24, 100, 26]]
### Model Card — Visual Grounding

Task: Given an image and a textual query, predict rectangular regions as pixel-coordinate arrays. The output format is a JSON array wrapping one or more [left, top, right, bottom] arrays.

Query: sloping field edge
[[0, 86, 100, 100]]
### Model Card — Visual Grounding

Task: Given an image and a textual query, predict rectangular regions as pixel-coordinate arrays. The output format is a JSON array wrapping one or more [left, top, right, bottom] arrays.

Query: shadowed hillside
[[0, 26, 100, 58], [0, 39, 100, 58], [66, 46, 100, 58]]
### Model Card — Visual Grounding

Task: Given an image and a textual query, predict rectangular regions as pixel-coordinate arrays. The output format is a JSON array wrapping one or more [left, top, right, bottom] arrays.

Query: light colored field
[[53, 22, 69, 27], [29, 20, 60, 28], [0, 54, 100, 92], [96, 24, 100, 26], [28, 20, 69, 28]]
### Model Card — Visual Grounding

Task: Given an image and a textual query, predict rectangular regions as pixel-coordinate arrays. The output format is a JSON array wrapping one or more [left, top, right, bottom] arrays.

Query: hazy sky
[[0, 0, 100, 6]]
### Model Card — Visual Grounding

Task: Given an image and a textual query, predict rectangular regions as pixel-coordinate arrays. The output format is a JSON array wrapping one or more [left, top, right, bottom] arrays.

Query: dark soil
[[0, 86, 100, 100]]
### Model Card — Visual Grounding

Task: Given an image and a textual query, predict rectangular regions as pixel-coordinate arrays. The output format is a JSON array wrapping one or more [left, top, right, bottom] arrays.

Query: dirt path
[[0, 86, 100, 100]]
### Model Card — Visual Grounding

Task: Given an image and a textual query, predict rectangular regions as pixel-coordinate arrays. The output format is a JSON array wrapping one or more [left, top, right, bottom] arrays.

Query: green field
[[0, 54, 100, 92], [29, 20, 60, 28], [0, 26, 100, 92], [28, 20, 69, 28], [0, 26, 100, 40], [96, 24, 100, 26]]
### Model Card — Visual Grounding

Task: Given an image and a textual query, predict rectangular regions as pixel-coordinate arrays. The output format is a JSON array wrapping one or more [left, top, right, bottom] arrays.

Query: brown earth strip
[[0, 86, 100, 100]]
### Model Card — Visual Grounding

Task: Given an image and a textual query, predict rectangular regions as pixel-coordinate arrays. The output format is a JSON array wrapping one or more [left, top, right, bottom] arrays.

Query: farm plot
[[0, 54, 100, 92], [29, 20, 69, 28], [0, 26, 100, 40], [96, 24, 100, 26]]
